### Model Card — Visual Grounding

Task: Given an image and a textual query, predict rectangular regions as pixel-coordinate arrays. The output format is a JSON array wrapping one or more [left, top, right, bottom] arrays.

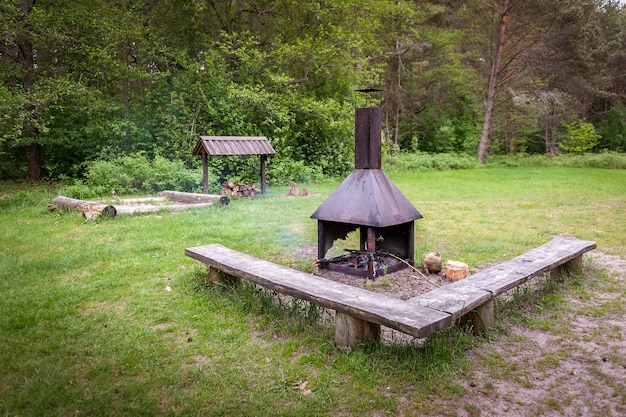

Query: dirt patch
[[293, 245, 626, 416], [441, 252, 626, 417]]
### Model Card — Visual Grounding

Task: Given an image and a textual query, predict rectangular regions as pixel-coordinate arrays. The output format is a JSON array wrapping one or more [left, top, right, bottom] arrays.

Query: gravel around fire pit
[[314, 264, 449, 300], [292, 245, 450, 300]]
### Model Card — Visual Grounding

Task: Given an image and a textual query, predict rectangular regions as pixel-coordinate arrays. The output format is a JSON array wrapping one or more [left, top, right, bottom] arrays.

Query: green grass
[[1, 166, 625, 416]]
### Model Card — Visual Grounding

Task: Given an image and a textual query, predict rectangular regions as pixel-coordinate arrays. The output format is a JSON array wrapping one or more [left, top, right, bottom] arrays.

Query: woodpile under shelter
[[193, 136, 276, 194]]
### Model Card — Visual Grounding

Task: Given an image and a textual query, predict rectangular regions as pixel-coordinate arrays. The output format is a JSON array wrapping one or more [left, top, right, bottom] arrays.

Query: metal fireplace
[[311, 105, 422, 279]]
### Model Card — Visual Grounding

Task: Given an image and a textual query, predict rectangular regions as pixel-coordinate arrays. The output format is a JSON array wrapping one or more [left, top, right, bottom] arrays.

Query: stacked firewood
[[219, 180, 259, 199]]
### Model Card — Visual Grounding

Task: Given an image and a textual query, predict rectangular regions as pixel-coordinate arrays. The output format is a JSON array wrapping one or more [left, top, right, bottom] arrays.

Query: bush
[[560, 120, 600, 153], [149, 156, 204, 192], [266, 157, 324, 185], [82, 153, 206, 195], [59, 182, 109, 199], [383, 152, 480, 173], [486, 152, 626, 169], [596, 102, 626, 152], [564, 151, 626, 169]]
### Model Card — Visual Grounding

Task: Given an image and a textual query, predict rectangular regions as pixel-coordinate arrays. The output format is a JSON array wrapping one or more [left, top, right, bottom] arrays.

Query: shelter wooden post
[[260, 155, 267, 194], [202, 153, 209, 194]]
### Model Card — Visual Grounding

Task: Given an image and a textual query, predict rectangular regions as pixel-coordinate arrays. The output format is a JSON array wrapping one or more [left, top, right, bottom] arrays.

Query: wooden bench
[[185, 244, 453, 347], [185, 237, 596, 348], [408, 237, 597, 332]]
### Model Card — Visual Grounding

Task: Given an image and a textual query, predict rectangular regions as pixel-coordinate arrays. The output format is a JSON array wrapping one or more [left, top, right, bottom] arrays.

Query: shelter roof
[[193, 136, 276, 156]]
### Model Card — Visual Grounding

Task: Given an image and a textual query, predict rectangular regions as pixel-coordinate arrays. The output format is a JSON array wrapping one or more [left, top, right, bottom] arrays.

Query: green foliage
[[81, 153, 205, 195], [278, 96, 353, 178], [433, 120, 458, 153], [1, 0, 625, 183], [485, 152, 626, 169], [383, 151, 480, 173], [597, 102, 626, 152], [266, 157, 324, 185], [560, 119, 600, 153]]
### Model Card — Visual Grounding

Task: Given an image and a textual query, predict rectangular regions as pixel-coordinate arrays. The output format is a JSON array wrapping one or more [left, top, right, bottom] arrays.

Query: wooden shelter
[[193, 136, 276, 194]]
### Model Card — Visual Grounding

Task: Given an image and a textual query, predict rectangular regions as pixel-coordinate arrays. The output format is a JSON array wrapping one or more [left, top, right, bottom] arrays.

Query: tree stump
[[423, 252, 442, 273], [443, 260, 469, 281]]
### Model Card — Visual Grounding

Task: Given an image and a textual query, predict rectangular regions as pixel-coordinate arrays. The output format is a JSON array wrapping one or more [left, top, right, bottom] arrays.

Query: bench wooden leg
[[550, 255, 582, 280], [208, 267, 240, 285], [460, 300, 494, 334], [335, 312, 380, 348]]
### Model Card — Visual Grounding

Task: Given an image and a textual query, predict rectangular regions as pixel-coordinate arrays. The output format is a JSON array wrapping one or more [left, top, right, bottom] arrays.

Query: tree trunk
[[160, 190, 225, 204], [26, 143, 46, 180], [477, 0, 511, 164], [51, 196, 117, 218], [20, 0, 44, 180]]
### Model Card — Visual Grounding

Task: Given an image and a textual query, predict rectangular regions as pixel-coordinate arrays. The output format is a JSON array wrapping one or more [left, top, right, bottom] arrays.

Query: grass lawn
[[1, 166, 624, 416]]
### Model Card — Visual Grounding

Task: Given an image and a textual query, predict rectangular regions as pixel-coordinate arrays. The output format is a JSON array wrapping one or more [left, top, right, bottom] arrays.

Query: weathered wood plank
[[185, 244, 452, 338], [186, 237, 596, 342], [462, 237, 596, 296], [408, 238, 596, 319], [407, 283, 492, 319]]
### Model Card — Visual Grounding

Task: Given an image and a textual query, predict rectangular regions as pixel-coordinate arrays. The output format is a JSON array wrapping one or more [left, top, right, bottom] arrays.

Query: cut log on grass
[[51, 196, 117, 219], [443, 260, 469, 281], [82, 211, 99, 222], [423, 252, 442, 273], [160, 190, 226, 204], [114, 202, 215, 215]]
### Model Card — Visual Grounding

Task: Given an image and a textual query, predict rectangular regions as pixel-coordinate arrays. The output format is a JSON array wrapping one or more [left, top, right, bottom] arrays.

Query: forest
[[1, 0, 625, 187]]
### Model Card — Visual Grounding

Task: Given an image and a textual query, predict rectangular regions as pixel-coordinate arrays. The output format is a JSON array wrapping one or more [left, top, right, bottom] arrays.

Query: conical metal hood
[[310, 169, 422, 228]]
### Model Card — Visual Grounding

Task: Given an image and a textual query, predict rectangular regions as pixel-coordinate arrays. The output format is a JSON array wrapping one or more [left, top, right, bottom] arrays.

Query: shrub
[[560, 120, 600, 153], [60, 182, 109, 199], [266, 157, 324, 185], [383, 152, 480, 173], [486, 152, 626, 169], [83, 153, 206, 195], [148, 156, 204, 193], [596, 102, 626, 152]]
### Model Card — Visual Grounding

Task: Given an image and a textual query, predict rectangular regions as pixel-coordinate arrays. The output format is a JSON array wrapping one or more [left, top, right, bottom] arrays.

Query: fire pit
[[317, 250, 410, 278], [311, 104, 422, 279]]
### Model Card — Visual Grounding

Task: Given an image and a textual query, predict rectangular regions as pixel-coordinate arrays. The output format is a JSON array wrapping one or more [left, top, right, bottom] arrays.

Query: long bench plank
[[186, 244, 452, 338], [408, 237, 597, 319], [461, 237, 596, 296]]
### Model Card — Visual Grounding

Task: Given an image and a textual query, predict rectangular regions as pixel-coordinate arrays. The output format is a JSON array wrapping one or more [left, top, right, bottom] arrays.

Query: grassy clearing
[[1, 166, 625, 416]]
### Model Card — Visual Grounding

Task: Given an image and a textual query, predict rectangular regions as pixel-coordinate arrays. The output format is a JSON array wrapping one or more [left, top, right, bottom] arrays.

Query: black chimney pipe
[[354, 107, 382, 170]]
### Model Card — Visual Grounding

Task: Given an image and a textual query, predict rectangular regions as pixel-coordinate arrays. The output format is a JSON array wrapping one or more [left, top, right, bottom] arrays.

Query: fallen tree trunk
[[114, 202, 216, 215], [51, 196, 117, 219], [160, 190, 226, 204]]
